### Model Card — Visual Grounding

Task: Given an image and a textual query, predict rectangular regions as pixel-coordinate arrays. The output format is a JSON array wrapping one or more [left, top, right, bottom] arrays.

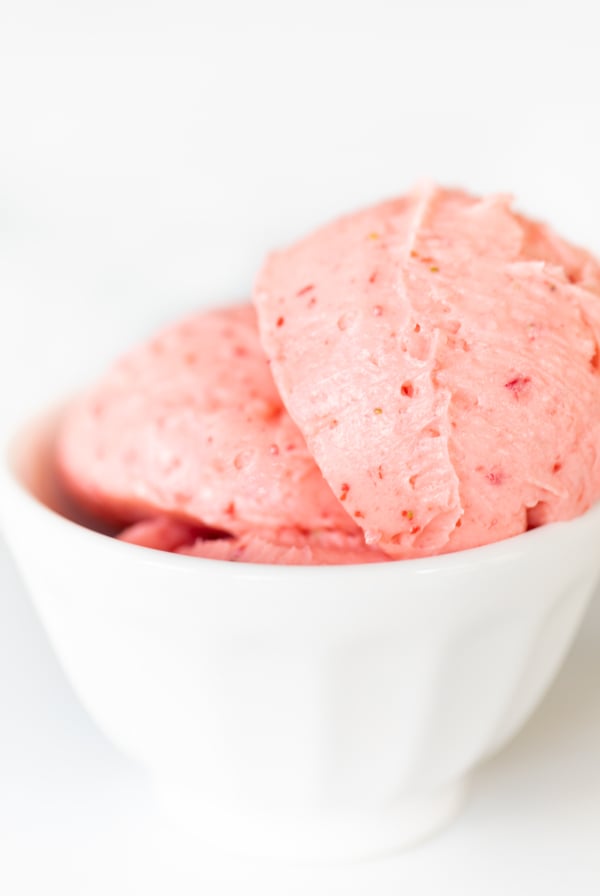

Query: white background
[[1, 1, 600, 892]]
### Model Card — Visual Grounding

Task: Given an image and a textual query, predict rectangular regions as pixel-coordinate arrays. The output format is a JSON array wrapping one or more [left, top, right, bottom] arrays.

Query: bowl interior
[[7, 405, 121, 537]]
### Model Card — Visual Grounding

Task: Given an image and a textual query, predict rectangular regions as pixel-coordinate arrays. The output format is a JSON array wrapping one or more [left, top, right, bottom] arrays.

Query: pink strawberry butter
[[118, 517, 385, 565], [254, 184, 600, 558], [57, 304, 356, 537]]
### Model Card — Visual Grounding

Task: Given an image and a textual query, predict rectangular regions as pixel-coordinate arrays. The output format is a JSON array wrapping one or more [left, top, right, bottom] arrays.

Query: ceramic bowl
[[2, 406, 600, 860]]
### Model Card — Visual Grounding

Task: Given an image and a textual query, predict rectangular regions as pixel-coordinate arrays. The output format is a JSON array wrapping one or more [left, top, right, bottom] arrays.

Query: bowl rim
[[2, 399, 599, 579]]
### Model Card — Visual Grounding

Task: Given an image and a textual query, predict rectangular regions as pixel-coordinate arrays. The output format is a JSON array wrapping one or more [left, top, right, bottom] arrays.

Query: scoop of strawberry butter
[[254, 184, 600, 558], [56, 304, 356, 537], [118, 517, 386, 564]]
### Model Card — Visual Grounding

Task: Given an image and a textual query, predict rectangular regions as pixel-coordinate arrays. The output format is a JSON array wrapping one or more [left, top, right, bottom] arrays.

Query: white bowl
[[2, 406, 600, 861]]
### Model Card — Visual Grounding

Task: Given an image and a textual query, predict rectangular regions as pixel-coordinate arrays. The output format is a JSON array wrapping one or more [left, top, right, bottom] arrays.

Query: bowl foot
[[153, 775, 467, 861]]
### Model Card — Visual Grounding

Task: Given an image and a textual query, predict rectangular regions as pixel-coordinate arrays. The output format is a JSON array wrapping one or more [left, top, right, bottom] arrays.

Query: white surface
[[1, 0, 600, 891], [6, 413, 600, 863]]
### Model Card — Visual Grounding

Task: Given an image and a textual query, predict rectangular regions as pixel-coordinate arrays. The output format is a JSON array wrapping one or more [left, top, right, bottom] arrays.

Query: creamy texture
[[57, 305, 356, 536], [118, 517, 204, 550], [255, 185, 600, 558], [119, 516, 386, 564]]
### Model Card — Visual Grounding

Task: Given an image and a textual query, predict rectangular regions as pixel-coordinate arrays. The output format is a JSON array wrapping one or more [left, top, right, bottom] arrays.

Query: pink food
[[118, 516, 205, 551], [119, 516, 386, 564], [254, 184, 600, 558], [57, 304, 357, 536]]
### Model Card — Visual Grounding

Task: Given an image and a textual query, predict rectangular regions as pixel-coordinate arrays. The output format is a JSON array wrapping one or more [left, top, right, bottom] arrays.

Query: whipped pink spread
[[178, 529, 386, 564], [255, 184, 600, 558], [57, 304, 356, 538], [57, 184, 600, 564], [117, 517, 385, 564]]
